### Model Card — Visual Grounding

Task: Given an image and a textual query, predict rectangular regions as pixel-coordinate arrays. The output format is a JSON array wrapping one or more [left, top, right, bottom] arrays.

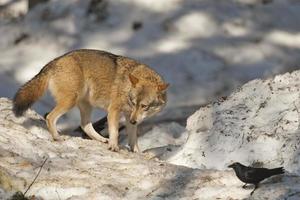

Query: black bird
[[228, 162, 284, 195]]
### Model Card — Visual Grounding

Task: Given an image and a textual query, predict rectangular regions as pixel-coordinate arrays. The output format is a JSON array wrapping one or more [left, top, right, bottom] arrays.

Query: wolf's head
[[126, 73, 169, 124]]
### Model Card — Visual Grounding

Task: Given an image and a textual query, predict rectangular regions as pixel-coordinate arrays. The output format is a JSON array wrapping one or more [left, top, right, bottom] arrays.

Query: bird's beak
[[228, 164, 234, 168]]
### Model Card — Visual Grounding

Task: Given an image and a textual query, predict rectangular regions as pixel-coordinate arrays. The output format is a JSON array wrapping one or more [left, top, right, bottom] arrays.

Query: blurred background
[[0, 0, 299, 128]]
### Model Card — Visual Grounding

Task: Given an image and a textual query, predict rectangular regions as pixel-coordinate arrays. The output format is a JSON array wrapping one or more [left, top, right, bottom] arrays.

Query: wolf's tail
[[13, 67, 50, 117]]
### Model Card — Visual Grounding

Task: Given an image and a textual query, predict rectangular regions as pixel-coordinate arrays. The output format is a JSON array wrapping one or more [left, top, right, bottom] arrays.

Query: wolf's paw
[[108, 142, 120, 152], [52, 135, 63, 142], [130, 145, 140, 153], [100, 137, 109, 143]]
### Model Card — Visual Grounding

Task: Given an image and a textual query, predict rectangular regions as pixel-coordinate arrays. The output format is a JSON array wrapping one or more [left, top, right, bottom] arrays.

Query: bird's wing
[[255, 168, 271, 179], [244, 168, 259, 182]]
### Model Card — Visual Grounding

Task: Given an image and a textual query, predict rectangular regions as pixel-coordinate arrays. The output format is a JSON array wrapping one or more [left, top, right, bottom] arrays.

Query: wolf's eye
[[141, 104, 149, 110]]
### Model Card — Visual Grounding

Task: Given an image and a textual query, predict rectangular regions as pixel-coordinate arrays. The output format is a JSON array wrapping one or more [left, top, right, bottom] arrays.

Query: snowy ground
[[156, 70, 300, 174], [1, 0, 300, 199], [0, 97, 300, 200]]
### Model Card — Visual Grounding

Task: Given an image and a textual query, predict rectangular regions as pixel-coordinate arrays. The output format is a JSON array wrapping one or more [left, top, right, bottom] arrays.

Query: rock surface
[[0, 97, 299, 200], [166, 70, 300, 176], [0, 98, 226, 200]]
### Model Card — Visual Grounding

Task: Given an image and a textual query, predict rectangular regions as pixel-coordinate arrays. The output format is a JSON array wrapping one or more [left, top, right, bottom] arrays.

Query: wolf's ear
[[157, 83, 169, 92], [158, 95, 166, 104], [129, 73, 139, 87]]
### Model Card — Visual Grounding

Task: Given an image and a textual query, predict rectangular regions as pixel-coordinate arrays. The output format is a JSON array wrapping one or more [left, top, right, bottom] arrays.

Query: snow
[[166, 70, 300, 175], [1, 0, 300, 116], [136, 122, 187, 152], [1, 0, 300, 199], [0, 71, 300, 200], [1, 69, 300, 199]]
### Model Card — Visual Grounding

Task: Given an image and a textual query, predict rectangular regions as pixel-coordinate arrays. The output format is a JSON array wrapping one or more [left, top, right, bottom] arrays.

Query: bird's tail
[[269, 167, 285, 176]]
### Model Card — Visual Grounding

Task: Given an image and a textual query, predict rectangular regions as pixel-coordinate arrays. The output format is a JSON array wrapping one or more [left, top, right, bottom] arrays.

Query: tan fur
[[13, 49, 168, 152]]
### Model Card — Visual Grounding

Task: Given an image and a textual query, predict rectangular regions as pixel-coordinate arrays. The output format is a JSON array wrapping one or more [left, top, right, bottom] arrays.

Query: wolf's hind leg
[[46, 98, 75, 141]]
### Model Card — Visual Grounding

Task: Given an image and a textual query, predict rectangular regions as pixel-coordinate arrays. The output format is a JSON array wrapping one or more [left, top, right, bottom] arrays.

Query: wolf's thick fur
[[13, 49, 168, 152]]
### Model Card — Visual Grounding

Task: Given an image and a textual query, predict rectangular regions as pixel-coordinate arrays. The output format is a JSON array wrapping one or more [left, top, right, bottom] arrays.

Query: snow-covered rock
[[1, 97, 300, 200], [167, 70, 300, 175], [136, 122, 187, 152]]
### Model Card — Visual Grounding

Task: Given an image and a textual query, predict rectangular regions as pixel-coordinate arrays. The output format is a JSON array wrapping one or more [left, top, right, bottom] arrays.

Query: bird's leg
[[250, 184, 259, 196], [242, 183, 248, 189]]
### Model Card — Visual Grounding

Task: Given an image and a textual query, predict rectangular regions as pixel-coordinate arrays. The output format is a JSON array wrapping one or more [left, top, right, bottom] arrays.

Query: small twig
[[145, 186, 161, 197], [293, 101, 300, 130], [293, 102, 300, 114], [24, 157, 48, 196], [239, 132, 245, 148], [56, 188, 61, 200]]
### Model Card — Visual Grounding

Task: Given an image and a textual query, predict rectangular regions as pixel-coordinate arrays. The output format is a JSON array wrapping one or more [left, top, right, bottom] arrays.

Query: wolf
[[13, 49, 169, 152]]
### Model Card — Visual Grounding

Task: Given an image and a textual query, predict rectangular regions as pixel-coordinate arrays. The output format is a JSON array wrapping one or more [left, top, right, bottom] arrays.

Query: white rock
[[138, 122, 187, 152], [167, 70, 300, 174], [1, 97, 299, 199]]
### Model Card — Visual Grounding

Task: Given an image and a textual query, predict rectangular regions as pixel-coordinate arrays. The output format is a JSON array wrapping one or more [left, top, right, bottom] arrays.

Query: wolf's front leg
[[78, 101, 108, 143], [107, 108, 120, 152], [126, 119, 140, 153]]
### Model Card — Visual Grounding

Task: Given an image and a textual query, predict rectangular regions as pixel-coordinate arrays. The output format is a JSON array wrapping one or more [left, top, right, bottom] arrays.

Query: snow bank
[[1, 97, 300, 199], [136, 122, 186, 152], [167, 70, 300, 174]]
